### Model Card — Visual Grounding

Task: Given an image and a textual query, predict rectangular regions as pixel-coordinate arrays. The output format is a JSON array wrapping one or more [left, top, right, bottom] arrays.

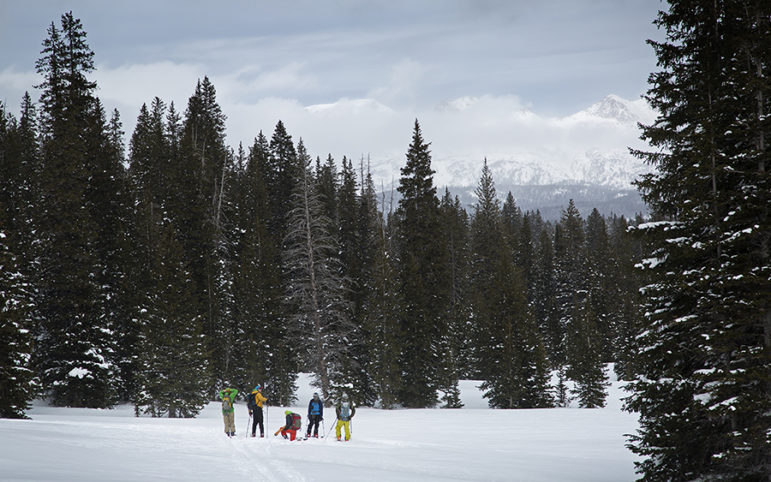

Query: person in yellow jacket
[[219, 387, 238, 437], [246, 385, 268, 437], [335, 393, 355, 441]]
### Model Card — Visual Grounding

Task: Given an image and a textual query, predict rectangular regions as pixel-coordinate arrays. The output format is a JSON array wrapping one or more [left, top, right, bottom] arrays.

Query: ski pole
[[324, 417, 337, 441], [245, 412, 251, 438], [321, 418, 325, 438]]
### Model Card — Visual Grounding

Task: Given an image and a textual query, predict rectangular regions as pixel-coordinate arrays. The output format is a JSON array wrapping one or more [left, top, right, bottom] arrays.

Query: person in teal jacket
[[219, 387, 238, 437]]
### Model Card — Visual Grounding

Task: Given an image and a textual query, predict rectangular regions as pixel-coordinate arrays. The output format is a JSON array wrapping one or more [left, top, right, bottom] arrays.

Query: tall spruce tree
[[584, 208, 614, 361], [177, 77, 232, 393], [438, 188, 470, 403], [363, 182, 403, 408], [626, 1, 771, 479], [394, 120, 450, 407], [566, 291, 608, 408], [470, 161, 549, 408], [246, 131, 295, 402], [33, 12, 119, 407], [552, 200, 586, 370], [132, 223, 210, 417], [0, 105, 37, 418]]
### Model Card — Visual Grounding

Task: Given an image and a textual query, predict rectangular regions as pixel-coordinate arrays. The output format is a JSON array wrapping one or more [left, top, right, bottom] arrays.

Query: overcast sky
[[0, 0, 664, 182]]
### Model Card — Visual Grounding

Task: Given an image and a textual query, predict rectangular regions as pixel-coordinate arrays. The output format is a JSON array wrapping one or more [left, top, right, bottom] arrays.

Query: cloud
[[220, 91, 653, 190], [94, 61, 205, 109], [2, 57, 653, 191], [368, 59, 431, 107], [0, 68, 39, 106]]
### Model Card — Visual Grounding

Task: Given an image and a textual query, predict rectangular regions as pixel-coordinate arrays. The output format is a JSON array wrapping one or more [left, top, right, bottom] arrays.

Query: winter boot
[[251, 433, 256, 438]]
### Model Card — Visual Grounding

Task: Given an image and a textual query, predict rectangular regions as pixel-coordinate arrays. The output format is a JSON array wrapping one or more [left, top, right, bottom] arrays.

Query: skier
[[219, 387, 238, 437], [335, 393, 356, 441], [247, 385, 268, 437], [305, 392, 324, 438], [276, 410, 302, 441]]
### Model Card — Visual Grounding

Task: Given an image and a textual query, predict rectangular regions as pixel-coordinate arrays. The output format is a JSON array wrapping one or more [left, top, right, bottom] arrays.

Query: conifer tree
[[352, 161, 380, 404], [531, 224, 560, 367], [608, 216, 644, 380], [566, 292, 608, 407], [553, 200, 586, 369], [438, 189, 470, 401], [626, 2, 770, 479], [132, 223, 210, 418], [394, 120, 451, 407], [0, 105, 37, 418], [283, 140, 353, 400], [363, 187, 403, 408], [33, 12, 118, 407], [584, 208, 614, 361], [246, 132, 296, 402], [470, 161, 549, 408]]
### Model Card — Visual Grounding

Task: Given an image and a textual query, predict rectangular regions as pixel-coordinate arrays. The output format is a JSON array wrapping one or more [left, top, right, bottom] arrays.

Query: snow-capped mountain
[[296, 94, 656, 219], [378, 95, 655, 218], [580, 94, 656, 125]]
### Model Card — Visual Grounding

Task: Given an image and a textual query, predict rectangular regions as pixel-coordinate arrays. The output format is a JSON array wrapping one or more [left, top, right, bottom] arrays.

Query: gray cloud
[[1, 0, 662, 187]]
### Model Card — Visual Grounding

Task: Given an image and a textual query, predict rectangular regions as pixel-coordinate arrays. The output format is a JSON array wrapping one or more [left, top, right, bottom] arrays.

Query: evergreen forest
[[0, 4, 768, 479]]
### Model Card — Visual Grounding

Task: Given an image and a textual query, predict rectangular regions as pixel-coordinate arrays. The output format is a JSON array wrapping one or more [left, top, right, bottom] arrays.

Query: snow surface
[[0, 373, 639, 481]]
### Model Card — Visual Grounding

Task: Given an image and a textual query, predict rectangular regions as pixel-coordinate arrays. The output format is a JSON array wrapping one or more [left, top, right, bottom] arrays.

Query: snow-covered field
[[0, 373, 639, 481]]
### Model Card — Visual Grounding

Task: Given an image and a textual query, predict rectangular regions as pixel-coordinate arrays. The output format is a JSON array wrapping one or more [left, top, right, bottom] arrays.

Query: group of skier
[[218, 386, 356, 442]]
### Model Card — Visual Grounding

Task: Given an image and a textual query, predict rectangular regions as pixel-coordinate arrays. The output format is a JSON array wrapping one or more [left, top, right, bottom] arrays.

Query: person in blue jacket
[[305, 392, 324, 438]]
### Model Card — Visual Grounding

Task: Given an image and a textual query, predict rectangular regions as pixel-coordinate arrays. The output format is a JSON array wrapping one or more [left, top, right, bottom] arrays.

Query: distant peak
[[585, 95, 638, 123]]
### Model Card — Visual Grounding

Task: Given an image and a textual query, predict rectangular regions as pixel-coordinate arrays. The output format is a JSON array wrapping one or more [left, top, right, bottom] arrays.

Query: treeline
[[0, 12, 646, 418]]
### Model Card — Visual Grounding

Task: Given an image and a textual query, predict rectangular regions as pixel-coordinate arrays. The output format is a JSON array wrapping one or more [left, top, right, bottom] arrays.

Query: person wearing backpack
[[219, 387, 238, 437], [275, 410, 302, 441], [335, 393, 356, 441], [305, 392, 324, 438], [246, 385, 268, 438]]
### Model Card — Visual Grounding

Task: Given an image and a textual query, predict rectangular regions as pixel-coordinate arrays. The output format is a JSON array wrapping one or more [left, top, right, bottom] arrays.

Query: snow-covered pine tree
[[132, 223, 210, 418], [0, 105, 37, 418], [553, 201, 588, 376], [335, 156, 372, 403], [0, 225, 36, 418], [84, 100, 136, 402], [283, 139, 354, 401], [178, 77, 231, 394], [245, 131, 296, 404], [33, 13, 119, 407], [626, 1, 771, 479]]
